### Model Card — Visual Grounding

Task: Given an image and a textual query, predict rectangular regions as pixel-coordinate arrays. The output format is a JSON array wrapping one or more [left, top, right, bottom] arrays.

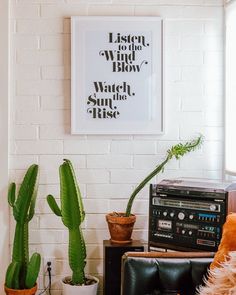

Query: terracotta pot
[[4, 284, 37, 295], [106, 213, 136, 244], [62, 275, 99, 295]]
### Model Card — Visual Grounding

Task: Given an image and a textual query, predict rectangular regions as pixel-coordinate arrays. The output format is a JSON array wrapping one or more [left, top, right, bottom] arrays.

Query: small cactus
[[47, 159, 86, 285], [5, 164, 41, 290]]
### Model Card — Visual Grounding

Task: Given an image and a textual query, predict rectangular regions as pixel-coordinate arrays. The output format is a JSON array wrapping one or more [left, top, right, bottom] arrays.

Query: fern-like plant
[[47, 159, 86, 285], [125, 135, 203, 217], [5, 164, 41, 290]]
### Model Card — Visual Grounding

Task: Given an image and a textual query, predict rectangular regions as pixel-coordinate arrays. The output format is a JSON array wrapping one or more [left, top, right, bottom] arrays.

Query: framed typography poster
[[71, 16, 163, 134]]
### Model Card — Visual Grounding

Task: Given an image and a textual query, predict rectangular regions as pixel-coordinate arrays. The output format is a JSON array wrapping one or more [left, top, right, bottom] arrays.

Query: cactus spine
[[5, 164, 41, 290], [47, 159, 86, 285]]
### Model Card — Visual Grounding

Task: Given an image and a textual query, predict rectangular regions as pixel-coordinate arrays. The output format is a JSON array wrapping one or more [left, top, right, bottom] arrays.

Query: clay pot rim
[[106, 212, 136, 224], [4, 284, 37, 295], [62, 275, 99, 287]]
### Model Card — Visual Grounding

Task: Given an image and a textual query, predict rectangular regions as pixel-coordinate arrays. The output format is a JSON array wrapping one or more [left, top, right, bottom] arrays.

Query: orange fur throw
[[197, 251, 236, 295], [210, 213, 236, 269], [197, 214, 236, 295]]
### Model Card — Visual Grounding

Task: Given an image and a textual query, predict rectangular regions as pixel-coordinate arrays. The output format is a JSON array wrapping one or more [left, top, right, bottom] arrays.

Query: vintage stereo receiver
[[149, 179, 236, 252]]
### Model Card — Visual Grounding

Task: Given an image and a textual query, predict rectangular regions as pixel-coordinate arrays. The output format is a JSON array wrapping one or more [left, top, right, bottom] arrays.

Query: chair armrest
[[123, 251, 215, 259]]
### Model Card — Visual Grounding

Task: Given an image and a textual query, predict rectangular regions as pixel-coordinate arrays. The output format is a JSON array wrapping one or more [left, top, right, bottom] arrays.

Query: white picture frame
[[71, 16, 163, 134]]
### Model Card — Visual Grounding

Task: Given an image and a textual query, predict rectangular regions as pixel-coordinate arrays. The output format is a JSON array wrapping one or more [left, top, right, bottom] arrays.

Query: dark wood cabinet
[[103, 240, 144, 295]]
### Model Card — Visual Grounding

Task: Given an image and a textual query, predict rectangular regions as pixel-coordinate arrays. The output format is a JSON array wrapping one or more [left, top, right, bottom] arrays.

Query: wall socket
[[43, 257, 56, 276]]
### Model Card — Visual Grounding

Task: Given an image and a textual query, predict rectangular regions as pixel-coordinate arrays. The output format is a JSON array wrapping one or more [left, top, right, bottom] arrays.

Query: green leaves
[[167, 135, 203, 160]]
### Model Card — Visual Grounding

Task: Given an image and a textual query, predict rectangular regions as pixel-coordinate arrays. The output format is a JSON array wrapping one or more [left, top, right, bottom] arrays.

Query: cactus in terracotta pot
[[5, 164, 41, 295]]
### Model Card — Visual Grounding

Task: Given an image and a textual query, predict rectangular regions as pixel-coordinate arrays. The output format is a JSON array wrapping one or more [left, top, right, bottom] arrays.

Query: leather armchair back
[[121, 252, 214, 295]]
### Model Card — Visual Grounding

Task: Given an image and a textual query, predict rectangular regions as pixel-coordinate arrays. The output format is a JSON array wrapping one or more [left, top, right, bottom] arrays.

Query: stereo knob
[[189, 231, 193, 236], [178, 212, 185, 220], [210, 204, 217, 211], [170, 212, 175, 218], [189, 214, 194, 220], [163, 211, 168, 217]]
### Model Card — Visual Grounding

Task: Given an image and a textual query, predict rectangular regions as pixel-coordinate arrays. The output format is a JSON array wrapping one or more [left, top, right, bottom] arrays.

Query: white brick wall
[[9, 0, 224, 294]]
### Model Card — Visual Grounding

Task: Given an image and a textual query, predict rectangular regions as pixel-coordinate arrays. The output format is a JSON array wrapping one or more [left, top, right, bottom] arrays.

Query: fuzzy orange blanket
[[197, 213, 236, 295], [210, 213, 236, 269], [197, 251, 236, 295]]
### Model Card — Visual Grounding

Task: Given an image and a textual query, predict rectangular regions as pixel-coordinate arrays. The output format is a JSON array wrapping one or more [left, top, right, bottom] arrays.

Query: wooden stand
[[103, 240, 144, 295]]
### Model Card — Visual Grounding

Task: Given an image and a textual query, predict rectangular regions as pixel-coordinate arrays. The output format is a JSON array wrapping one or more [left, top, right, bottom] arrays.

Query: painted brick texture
[[10, 0, 224, 294]]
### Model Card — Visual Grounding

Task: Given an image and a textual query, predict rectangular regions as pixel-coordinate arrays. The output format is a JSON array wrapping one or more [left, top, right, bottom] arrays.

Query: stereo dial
[[210, 204, 217, 211], [163, 211, 168, 217], [189, 214, 194, 220], [178, 212, 185, 220]]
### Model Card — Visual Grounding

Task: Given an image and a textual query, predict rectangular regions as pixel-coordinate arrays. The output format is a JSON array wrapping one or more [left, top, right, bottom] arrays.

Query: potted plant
[[47, 159, 99, 295], [106, 135, 203, 244], [5, 164, 41, 295]]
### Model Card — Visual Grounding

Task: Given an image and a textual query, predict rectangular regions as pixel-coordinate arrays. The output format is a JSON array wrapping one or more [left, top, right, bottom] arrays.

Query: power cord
[[47, 261, 52, 295], [38, 261, 52, 295]]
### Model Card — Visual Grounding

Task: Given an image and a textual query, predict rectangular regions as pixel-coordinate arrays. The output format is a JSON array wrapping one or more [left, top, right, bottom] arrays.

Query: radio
[[149, 179, 236, 252]]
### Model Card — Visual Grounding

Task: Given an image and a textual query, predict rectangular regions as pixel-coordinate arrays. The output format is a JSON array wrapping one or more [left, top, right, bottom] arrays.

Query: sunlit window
[[225, 1, 236, 174]]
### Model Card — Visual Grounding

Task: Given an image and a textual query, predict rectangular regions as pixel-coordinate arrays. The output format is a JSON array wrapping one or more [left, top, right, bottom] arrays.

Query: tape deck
[[149, 179, 236, 252]]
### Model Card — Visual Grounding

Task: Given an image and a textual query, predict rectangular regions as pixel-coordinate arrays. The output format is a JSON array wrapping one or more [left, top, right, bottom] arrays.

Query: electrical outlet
[[43, 257, 56, 276], [47, 261, 52, 275]]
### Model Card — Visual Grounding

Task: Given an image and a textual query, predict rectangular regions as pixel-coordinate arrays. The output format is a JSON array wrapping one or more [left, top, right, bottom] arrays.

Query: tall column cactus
[[47, 159, 86, 285], [5, 164, 41, 290]]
